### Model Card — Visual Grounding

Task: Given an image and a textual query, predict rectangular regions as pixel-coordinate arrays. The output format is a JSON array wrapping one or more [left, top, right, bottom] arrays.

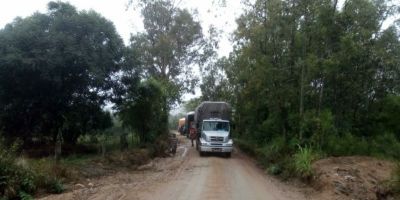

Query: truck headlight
[[226, 139, 233, 146], [201, 133, 207, 141], [200, 138, 208, 146]]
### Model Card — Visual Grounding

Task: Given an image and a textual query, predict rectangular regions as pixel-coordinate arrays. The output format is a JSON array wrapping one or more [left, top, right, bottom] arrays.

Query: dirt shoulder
[[310, 156, 396, 200]]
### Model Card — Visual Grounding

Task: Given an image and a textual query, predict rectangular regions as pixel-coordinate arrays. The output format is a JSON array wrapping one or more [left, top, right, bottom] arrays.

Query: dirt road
[[41, 135, 307, 200]]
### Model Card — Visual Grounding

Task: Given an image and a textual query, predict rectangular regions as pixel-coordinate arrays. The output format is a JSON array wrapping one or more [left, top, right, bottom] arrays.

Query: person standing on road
[[189, 122, 197, 147]]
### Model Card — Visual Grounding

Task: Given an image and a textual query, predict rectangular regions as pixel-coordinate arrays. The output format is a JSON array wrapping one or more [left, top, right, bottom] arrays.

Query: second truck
[[194, 101, 233, 157]]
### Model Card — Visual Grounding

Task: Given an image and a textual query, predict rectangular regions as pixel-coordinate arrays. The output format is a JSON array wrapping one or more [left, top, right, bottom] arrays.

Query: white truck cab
[[198, 119, 233, 157]]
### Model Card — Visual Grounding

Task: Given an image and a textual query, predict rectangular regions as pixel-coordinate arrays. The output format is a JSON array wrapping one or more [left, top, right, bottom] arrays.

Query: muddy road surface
[[41, 135, 307, 200]]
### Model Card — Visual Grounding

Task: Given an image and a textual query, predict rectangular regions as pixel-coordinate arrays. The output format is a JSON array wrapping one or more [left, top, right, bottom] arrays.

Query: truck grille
[[210, 136, 224, 142]]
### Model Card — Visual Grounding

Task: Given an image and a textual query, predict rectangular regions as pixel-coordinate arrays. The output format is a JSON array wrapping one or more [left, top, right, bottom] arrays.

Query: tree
[[0, 1, 124, 146], [183, 97, 202, 113], [118, 79, 166, 144], [200, 58, 234, 103], [222, 0, 400, 146], [128, 0, 210, 107]]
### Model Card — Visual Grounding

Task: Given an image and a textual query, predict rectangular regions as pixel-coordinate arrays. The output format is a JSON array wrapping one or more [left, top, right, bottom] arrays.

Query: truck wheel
[[225, 152, 231, 158], [199, 151, 204, 157]]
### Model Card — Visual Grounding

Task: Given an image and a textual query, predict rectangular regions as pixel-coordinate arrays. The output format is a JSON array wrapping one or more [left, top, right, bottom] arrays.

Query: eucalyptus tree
[[128, 0, 211, 107], [224, 0, 400, 146], [116, 0, 212, 138]]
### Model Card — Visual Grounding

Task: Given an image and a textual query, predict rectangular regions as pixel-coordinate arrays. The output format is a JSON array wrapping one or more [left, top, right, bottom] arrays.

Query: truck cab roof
[[203, 118, 229, 123]]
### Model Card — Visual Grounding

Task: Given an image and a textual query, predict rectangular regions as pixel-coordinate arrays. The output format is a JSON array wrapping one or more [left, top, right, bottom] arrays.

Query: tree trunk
[[120, 132, 128, 151], [299, 61, 305, 140], [101, 133, 106, 157], [54, 129, 62, 163], [317, 77, 324, 116]]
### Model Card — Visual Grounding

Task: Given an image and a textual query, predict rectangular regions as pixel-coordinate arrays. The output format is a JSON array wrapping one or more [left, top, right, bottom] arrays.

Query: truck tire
[[199, 151, 204, 157], [196, 140, 200, 151], [225, 152, 231, 158]]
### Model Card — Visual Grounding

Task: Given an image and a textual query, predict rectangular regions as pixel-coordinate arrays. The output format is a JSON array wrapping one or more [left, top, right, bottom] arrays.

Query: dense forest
[[195, 0, 400, 177]]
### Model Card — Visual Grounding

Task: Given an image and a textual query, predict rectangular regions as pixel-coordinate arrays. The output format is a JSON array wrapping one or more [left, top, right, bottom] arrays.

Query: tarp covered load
[[178, 118, 185, 128], [194, 101, 231, 126], [184, 111, 195, 134]]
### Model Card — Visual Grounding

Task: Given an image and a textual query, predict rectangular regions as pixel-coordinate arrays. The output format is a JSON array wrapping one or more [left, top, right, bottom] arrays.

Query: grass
[[0, 142, 37, 199], [292, 145, 319, 180], [236, 137, 292, 177], [236, 137, 320, 180], [77, 132, 141, 152], [0, 127, 170, 199], [0, 132, 143, 199], [389, 163, 400, 194], [237, 132, 400, 183]]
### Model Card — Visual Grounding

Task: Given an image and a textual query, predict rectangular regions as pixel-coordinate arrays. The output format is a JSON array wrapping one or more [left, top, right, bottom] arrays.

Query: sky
[[0, 0, 243, 55]]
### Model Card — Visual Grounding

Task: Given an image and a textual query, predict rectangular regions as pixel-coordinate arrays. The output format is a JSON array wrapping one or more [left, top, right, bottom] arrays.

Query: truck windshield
[[203, 121, 229, 131]]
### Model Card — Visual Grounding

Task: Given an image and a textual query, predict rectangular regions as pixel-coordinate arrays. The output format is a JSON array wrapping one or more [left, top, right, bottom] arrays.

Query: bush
[[237, 137, 298, 178], [28, 158, 71, 194], [323, 132, 400, 159], [235, 139, 258, 157], [0, 141, 36, 199], [323, 132, 369, 156], [369, 133, 400, 160], [18, 191, 33, 200], [292, 145, 318, 179], [48, 178, 64, 194], [258, 136, 287, 166], [389, 163, 400, 193], [267, 164, 282, 175]]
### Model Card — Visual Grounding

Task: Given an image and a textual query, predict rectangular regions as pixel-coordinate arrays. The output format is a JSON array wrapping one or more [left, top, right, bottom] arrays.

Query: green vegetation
[[117, 79, 167, 145], [0, 1, 122, 149], [47, 179, 64, 194], [0, 133, 150, 199], [292, 146, 319, 179], [0, 142, 36, 199], [0, 140, 71, 199], [392, 164, 400, 194], [115, 0, 212, 145], [200, 0, 400, 179]]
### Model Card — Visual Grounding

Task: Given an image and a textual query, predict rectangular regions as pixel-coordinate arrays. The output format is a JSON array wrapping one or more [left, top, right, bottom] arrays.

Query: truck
[[184, 111, 195, 138], [194, 101, 233, 157], [178, 118, 185, 135]]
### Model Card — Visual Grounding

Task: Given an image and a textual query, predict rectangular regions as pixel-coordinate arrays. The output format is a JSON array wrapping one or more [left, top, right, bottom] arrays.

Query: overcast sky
[[0, 0, 243, 56]]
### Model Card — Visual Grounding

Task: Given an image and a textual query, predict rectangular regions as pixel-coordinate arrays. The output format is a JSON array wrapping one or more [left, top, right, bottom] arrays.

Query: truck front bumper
[[199, 139, 233, 153]]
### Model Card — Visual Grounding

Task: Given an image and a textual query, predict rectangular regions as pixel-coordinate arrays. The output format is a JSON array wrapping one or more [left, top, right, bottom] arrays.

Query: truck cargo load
[[184, 111, 195, 137], [178, 118, 185, 135], [194, 101, 231, 128]]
